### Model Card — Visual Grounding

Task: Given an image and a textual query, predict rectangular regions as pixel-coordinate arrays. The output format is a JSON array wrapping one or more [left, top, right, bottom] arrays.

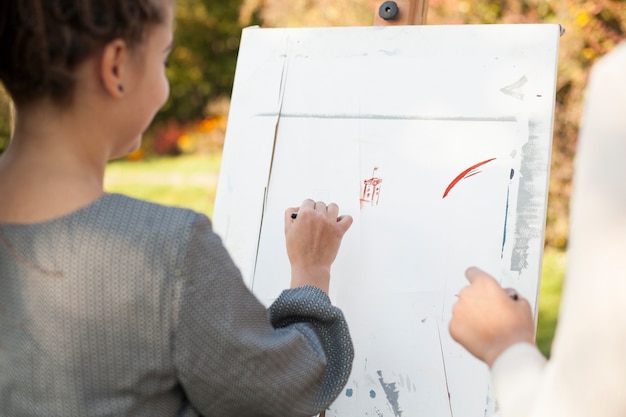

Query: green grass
[[536, 248, 566, 357], [105, 154, 221, 217], [106, 154, 566, 358]]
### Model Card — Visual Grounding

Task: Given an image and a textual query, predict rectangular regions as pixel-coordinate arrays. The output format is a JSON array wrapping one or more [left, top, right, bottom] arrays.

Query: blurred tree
[[158, 0, 255, 124], [243, 0, 373, 27]]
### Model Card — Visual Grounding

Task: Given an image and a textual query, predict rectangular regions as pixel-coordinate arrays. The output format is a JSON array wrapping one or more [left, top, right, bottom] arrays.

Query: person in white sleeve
[[449, 41, 626, 417]]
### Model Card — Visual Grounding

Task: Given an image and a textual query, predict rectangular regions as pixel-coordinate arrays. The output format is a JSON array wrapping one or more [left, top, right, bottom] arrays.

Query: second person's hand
[[449, 267, 535, 367]]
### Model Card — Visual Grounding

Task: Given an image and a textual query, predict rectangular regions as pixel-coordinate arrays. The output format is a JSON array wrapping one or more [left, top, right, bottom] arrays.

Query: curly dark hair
[[0, 0, 168, 106]]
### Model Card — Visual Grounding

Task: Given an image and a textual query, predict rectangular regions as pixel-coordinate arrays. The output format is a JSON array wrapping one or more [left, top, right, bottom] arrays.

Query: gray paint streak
[[510, 120, 547, 272], [377, 371, 402, 417], [255, 112, 517, 123]]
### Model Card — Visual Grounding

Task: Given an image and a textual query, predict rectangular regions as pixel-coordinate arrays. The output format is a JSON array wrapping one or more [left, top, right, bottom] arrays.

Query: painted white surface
[[213, 24, 560, 417]]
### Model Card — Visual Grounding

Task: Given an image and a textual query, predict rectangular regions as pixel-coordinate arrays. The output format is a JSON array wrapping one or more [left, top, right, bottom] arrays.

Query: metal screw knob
[[379, 1, 400, 21]]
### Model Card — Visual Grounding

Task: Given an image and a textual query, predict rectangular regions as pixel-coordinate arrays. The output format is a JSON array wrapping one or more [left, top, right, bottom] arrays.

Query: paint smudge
[[369, 390, 377, 398], [256, 111, 516, 122], [378, 48, 401, 56], [500, 75, 527, 100], [377, 371, 402, 417], [442, 158, 497, 198], [361, 167, 383, 208], [346, 388, 353, 397]]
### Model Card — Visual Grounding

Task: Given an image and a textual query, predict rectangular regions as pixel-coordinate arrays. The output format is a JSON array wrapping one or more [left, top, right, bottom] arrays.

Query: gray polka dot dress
[[0, 194, 353, 416]]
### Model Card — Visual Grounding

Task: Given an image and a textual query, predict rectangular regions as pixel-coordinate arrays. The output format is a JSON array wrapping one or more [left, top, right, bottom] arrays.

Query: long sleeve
[[172, 213, 353, 417], [491, 42, 626, 417]]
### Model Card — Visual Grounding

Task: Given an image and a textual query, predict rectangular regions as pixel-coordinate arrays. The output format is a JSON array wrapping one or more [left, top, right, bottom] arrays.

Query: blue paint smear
[[501, 169, 514, 258], [346, 388, 353, 397], [370, 390, 377, 398], [501, 187, 510, 258]]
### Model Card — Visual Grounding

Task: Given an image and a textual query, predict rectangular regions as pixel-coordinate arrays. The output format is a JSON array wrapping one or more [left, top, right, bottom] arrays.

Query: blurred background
[[1, 0, 624, 356]]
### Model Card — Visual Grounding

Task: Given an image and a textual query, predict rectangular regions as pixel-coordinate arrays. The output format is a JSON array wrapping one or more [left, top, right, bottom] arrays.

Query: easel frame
[[215, 3, 560, 416], [319, 4, 428, 415]]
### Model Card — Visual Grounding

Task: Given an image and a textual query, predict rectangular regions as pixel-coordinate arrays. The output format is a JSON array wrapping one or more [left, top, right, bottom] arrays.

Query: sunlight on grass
[[104, 154, 221, 217], [536, 248, 566, 357]]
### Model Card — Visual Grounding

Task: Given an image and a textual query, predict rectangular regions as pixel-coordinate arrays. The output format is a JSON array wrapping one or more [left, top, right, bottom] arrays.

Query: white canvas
[[214, 24, 560, 417]]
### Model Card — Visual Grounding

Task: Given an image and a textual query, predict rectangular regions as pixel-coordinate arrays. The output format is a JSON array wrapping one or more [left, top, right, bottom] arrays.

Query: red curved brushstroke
[[442, 157, 497, 198]]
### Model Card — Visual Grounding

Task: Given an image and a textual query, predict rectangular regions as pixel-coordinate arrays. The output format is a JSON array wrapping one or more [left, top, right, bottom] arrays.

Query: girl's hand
[[284, 199, 353, 293]]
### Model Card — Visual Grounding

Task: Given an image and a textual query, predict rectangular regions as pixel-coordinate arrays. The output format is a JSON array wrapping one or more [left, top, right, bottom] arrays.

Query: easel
[[319, 4, 428, 416], [217, 1, 559, 416]]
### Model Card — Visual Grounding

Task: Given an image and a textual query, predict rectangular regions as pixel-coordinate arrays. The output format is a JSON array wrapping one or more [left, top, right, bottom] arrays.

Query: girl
[[0, 1, 354, 416]]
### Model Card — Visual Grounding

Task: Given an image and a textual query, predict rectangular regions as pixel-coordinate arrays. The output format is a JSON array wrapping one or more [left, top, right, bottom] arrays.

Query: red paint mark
[[442, 158, 496, 198], [464, 171, 481, 179], [360, 167, 383, 208]]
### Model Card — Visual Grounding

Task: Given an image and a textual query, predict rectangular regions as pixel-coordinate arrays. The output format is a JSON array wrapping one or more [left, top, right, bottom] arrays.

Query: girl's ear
[[100, 39, 128, 98]]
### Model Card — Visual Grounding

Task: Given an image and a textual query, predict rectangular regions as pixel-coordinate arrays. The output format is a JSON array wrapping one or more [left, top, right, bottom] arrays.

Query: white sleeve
[[491, 343, 546, 417], [491, 42, 626, 417]]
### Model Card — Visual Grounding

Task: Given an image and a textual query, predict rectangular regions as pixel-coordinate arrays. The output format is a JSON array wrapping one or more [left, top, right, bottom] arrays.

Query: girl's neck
[[0, 101, 110, 224]]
